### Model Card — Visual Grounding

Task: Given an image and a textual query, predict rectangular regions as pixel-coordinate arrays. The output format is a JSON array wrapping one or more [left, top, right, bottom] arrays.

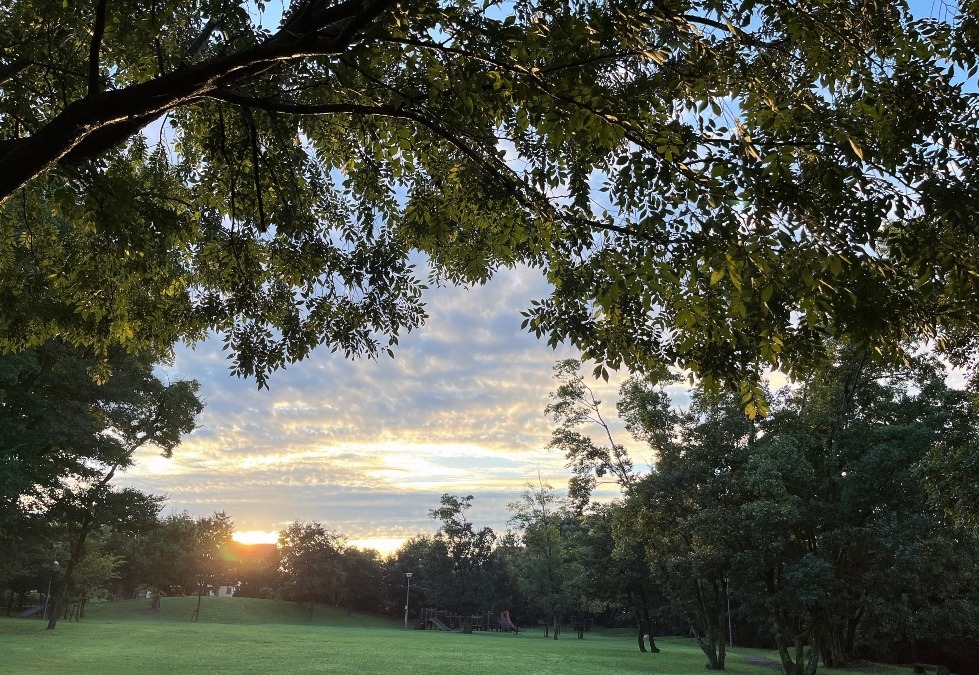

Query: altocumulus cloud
[[120, 265, 630, 548]]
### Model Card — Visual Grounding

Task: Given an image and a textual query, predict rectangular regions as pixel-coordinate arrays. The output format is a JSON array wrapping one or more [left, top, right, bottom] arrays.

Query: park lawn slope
[[2, 606, 910, 675], [82, 595, 396, 627]]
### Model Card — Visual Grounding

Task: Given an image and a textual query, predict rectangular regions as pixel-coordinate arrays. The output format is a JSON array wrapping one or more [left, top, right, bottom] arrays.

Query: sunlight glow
[[232, 530, 279, 545]]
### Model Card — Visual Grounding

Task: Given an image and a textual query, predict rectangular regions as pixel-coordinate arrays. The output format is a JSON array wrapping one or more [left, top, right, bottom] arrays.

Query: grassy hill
[[84, 595, 397, 628]]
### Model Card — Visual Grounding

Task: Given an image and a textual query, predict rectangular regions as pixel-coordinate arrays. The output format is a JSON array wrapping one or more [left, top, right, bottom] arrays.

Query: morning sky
[[119, 265, 653, 554]]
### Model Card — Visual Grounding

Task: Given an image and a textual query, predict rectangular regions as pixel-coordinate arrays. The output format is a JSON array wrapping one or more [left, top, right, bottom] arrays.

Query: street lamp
[[403, 572, 413, 630]]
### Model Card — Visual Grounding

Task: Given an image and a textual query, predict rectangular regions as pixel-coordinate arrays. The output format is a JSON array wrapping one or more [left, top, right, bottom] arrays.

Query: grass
[[1, 597, 911, 674]]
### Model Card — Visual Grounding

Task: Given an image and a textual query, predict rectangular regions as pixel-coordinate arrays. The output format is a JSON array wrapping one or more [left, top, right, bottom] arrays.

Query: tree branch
[[0, 57, 31, 85], [0, 0, 398, 205], [88, 0, 110, 96], [206, 91, 667, 247]]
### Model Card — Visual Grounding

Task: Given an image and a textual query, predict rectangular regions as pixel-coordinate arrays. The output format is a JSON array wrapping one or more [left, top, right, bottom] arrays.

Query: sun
[[232, 530, 279, 545]]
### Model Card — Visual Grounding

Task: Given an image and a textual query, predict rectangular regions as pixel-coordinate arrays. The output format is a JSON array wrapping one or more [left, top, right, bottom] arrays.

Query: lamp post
[[726, 576, 733, 648], [403, 572, 413, 630]]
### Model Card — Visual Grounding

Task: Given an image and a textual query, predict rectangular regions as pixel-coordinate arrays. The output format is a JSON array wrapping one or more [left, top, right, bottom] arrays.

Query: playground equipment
[[418, 608, 519, 632], [18, 604, 43, 618], [498, 610, 519, 633]]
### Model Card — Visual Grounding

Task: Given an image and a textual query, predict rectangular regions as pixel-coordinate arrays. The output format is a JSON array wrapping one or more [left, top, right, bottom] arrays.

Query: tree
[[428, 493, 503, 630], [61, 530, 124, 620], [623, 386, 755, 671], [0, 342, 202, 525], [386, 534, 453, 619], [543, 359, 677, 651], [743, 351, 979, 672], [579, 503, 664, 653], [226, 540, 279, 600], [190, 511, 236, 621], [133, 512, 200, 608], [2, 1, 978, 388], [616, 348, 979, 673], [0, 512, 64, 616], [508, 481, 569, 639], [0, 341, 203, 628], [545, 359, 640, 508], [337, 546, 386, 614], [277, 520, 346, 617]]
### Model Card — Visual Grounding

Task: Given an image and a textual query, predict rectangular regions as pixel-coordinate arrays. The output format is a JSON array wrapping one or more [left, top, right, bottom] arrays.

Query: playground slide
[[427, 617, 450, 631], [499, 610, 519, 633], [19, 604, 43, 618]]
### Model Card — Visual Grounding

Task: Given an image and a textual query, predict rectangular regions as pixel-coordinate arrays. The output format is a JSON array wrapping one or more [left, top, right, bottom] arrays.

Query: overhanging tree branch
[[0, 0, 398, 206], [207, 90, 668, 247]]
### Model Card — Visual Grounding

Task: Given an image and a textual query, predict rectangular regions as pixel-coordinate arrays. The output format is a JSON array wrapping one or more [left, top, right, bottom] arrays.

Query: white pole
[[726, 577, 733, 647], [404, 572, 413, 630]]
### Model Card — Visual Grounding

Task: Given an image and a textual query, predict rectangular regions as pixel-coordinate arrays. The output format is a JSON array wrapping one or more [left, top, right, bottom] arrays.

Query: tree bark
[[193, 583, 204, 622]]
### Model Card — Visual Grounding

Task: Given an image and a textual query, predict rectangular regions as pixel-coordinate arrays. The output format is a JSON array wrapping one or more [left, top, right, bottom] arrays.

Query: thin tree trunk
[[47, 515, 93, 630], [636, 609, 647, 653], [638, 586, 660, 652], [193, 583, 204, 621]]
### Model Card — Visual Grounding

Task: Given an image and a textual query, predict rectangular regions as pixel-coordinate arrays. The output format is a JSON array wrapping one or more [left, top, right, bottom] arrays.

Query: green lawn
[[1, 598, 910, 674]]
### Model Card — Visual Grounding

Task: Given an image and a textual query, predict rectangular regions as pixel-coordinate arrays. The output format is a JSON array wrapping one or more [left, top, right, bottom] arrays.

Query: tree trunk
[[47, 514, 93, 630], [552, 611, 559, 640], [192, 583, 204, 622], [636, 610, 647, 652], [691, 580, 726, 670], [638, 586, 660, 653], [773, 610, 818, 675]]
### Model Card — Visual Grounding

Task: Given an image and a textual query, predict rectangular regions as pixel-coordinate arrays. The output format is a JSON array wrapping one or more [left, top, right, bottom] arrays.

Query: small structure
[[210, 585, 235, 597]]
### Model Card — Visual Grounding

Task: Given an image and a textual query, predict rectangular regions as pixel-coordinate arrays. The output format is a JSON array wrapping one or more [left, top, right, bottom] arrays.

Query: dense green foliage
[[545, 354, 979, 673], [2, 0, 978, 388], [0, 342, 202, 522]]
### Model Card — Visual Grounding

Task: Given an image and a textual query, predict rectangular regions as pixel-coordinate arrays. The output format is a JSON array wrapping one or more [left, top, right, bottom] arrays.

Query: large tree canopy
[[1, 0, 978, 386]]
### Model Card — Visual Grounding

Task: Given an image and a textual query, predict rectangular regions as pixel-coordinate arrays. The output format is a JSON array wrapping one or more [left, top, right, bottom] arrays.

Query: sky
[[118, 265, 654, 554], [117, 255, 966, 555]]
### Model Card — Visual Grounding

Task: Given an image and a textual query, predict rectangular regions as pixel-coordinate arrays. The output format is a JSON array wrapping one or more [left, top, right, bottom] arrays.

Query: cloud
[[122, 265, 627, 539]]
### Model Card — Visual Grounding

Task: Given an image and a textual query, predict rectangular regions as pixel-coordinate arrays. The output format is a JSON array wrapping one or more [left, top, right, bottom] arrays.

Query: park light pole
[[403, 572, 413, 630]]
